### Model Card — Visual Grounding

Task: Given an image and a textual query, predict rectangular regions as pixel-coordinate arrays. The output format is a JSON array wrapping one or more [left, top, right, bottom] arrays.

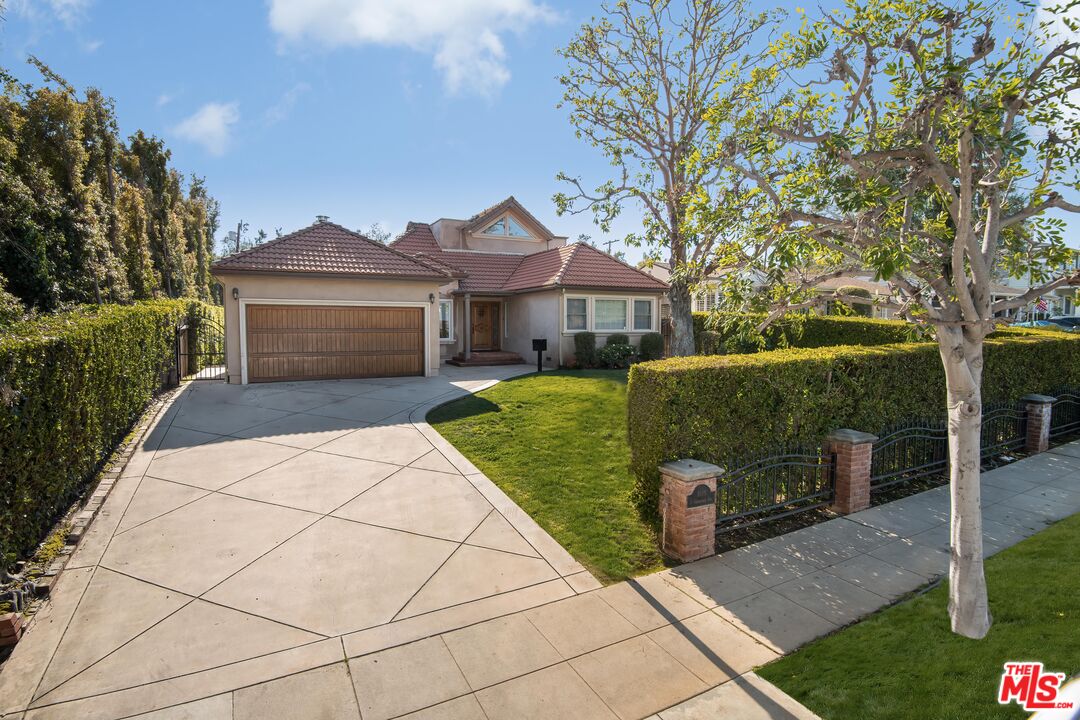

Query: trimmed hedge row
[[0, 300, 202, 565], [628, 332, 1080, 518], [692, 312, 926, 354]]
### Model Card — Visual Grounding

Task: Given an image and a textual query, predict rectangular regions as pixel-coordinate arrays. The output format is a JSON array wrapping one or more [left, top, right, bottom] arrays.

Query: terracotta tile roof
[[391, 224, 668, 294], [391, 223, 523, 293], [211, 222, 454, 280], [556, 243, 669, 291]]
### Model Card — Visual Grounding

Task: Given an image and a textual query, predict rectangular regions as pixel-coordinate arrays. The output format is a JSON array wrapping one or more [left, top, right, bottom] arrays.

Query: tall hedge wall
[[628, 332, 1080, 518], [0, 300, 199, 565], [692, 312, 926, 353]]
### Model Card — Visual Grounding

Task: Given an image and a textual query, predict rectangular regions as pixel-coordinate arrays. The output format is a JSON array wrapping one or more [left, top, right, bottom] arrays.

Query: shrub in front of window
[[597, 343, 636, 369], [605, 333, 630, 346], [638, 332, 664, 361], [573, 331, 597, 368], [627, 332, 1080, 519]]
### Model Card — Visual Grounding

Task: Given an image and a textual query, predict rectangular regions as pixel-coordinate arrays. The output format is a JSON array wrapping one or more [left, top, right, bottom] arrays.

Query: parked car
[[1048, 315, 1080, 330]]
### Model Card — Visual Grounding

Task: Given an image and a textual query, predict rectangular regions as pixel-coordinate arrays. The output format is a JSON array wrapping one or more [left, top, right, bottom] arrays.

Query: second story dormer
[[429, 196, 568, 255]]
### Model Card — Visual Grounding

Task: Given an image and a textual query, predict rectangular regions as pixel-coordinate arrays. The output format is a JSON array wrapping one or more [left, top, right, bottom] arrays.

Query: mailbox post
[[532, 338, 547, 373]]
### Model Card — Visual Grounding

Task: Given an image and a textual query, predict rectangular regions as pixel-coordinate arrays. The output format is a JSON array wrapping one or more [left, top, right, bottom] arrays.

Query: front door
[[470, 302, 499, 351]]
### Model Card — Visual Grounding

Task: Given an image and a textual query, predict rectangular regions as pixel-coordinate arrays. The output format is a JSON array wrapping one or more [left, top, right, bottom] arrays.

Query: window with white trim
[[439, 299, 453, 340], [565, 297, 587, 331], [594, 299, 628, 331], [633, 299, 653, 331]]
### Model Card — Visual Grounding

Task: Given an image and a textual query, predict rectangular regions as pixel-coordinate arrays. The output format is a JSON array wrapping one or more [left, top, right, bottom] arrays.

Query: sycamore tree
[[714, 0, 1080, 637], [554, 0, 775, 355]]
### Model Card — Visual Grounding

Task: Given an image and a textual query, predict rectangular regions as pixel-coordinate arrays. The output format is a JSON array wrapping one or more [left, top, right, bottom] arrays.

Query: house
[[641, 262, 896, 318], [211, 197, 667, 383]]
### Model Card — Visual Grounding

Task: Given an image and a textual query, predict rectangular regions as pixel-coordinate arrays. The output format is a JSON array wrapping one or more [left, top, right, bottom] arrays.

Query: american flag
[[1036, 298, 1048, 312]]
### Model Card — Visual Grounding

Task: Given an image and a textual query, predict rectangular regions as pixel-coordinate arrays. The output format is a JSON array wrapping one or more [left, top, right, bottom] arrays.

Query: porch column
[[463, 294, 471, 360]]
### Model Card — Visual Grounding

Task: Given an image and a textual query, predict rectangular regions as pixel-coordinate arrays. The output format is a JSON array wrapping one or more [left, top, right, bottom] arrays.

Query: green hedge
[[691, 312, 925, 353], [628, 332, 1080, 518], [0, 300, 203, 565]]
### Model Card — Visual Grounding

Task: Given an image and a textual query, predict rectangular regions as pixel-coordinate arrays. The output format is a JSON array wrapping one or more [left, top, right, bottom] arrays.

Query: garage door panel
[[245, 304, 424, 382], [246, 330, 423, 356]]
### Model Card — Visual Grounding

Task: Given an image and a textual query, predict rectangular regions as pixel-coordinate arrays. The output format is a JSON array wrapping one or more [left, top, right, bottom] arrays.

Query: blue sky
[[3, 0, 650, 258], [3, 0, 1078, 264]]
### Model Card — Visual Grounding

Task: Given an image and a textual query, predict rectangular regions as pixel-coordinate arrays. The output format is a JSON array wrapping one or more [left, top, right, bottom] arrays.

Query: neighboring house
[[643, 257, 1080, 321], [211, 197, 667, 384]]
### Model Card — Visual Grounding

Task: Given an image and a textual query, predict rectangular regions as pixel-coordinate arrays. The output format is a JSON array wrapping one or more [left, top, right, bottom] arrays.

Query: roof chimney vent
[[315, 215, 330, 224]]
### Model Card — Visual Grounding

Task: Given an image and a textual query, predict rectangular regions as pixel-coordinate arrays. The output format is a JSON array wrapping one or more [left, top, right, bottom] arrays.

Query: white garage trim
[[238, 298, 432, 385]]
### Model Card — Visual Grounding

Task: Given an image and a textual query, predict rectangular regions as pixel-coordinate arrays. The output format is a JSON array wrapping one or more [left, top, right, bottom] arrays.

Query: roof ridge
[[320, 221, 453, 276], [552, 243, 581, 286]]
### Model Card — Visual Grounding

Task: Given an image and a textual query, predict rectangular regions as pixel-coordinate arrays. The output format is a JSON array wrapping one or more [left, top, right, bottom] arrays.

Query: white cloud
[[267, 0, 556, 96], [81, 38, 103, 53], [13, 0, 92, 27], [157, 93, 174, 108], [173, 102, 240, 156], [264, 82, 311, 125]]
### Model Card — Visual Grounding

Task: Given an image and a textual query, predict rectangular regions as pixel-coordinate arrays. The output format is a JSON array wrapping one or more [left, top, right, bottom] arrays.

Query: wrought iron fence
[[177, 304, 226, 381], [870, 419, 948, 491], [979, 400, 1027, 458], [715, 446, 834, 535], [1049, 388, 1080, 439]]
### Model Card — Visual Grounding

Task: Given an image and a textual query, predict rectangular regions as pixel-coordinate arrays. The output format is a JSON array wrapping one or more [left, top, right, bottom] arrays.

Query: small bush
[[0, 299, 211, 566], [627, 332, 1080, 518], [639, 332, 664, 361], [573, 332, 597, 368], [698, 330, 726, 355], [606, 333, 630, 346], [597, 343, 636, 369]]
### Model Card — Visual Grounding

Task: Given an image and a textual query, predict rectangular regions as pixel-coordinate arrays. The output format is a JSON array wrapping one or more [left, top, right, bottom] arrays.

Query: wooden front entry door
[[470, 302, 499, 350]]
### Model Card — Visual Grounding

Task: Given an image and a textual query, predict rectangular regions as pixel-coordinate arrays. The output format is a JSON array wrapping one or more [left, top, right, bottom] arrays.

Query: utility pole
[[602, 238, 618, 254], [235, 220, 243, 253]]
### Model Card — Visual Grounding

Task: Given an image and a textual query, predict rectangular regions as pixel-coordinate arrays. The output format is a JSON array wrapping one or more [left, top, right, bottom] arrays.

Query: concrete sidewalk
[[2, 383, 1078, 720]]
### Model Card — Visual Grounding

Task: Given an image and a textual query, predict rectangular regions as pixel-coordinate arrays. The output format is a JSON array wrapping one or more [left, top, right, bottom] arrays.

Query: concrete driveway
[[1, 366, 596, 719]]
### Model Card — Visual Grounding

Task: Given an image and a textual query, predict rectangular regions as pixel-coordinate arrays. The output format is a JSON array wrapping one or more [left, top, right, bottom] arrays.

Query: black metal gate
[[715, 446, 834, 535], [177, 305, 226, 381]]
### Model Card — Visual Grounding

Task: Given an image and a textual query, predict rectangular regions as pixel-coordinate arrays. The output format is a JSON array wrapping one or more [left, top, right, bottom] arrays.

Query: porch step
[[446, 351, 526, 367]]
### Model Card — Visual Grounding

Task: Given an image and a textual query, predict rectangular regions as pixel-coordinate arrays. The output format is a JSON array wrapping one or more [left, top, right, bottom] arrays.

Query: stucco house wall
[[503, 291, 561, 367], [215, 272, 442, 384]]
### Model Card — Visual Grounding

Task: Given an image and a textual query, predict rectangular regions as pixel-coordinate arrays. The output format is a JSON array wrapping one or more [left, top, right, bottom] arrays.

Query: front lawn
[[758, 512, 1080, 720], [427, 370, 665, 583]]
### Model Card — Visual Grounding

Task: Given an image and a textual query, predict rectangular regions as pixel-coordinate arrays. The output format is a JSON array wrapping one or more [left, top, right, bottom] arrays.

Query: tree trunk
[[937, 326, 991, 639], [668, 278, 696, 356]]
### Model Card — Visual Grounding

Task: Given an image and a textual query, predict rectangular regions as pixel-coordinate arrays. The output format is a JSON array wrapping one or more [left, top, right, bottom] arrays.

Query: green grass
[[428, 370, 665, 583], [758, 512, 1080, 720]]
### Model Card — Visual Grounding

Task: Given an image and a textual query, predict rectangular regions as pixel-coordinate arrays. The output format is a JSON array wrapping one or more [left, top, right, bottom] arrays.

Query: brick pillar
[[827, 429, 877, 515], [1021, 394, 1055, 454], [659, 460, 722, 563], [0, 612, 23, 648]]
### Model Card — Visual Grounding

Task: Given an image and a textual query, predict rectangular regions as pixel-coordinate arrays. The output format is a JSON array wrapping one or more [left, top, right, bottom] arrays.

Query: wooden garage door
[[245, 305, 424, 382]]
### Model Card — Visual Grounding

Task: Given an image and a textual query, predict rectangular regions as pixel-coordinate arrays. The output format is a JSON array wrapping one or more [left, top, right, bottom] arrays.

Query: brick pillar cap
[[827, 429, 878, 444], [660, 459, 724, 482], [1020, 393, 1056, 404]]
